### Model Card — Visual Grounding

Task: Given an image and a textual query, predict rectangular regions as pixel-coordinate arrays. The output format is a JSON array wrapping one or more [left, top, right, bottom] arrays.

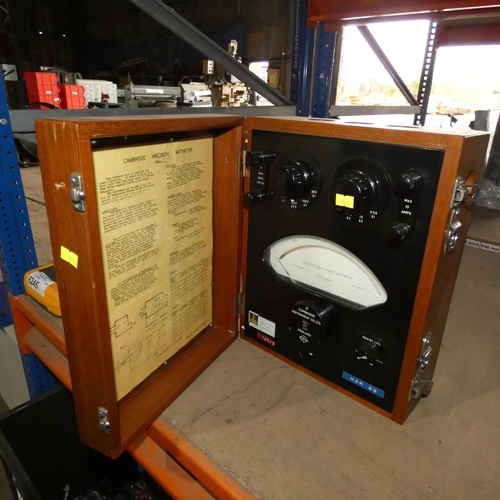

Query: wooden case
[[33, 115, 488, 458]]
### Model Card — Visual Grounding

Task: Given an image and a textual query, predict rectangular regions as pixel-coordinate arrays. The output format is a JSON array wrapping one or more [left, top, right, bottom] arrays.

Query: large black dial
[[288, 300, 336, 356], [276, 161, 312, 199], [337, 170, 377, 206], [272, 149, 322, 209], [331, 157, 392, 224]]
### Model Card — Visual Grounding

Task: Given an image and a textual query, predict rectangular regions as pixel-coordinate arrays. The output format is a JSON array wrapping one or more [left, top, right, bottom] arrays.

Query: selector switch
[[272, 149, 322, 210], [357, 341, 380, 362], [337, 170, 377, 206], [331, 157, 392, 224], [277, 161, 312, 199], [355, 334, 388, 366]]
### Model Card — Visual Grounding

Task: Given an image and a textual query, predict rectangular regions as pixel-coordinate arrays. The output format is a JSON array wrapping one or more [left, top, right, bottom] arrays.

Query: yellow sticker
[[68, 252, 79, 268], [60, 246, 79, 269], [335, 193, 345, 206], [344, 195, 355, 209], [60, 246, 70, 261]]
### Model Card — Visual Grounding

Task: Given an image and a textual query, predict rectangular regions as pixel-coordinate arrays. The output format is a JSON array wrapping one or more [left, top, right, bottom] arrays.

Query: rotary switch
[[276, 161, 313, 199], [337, 170, 377, 206], [355, 334, 388, 366], [357, 341, 380, 362], [331, 158, 392, 224]]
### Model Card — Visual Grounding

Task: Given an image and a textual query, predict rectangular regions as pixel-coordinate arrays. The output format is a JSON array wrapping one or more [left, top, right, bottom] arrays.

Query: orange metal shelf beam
[[8, 294, 254, 500], [308, 0, 500, 27]]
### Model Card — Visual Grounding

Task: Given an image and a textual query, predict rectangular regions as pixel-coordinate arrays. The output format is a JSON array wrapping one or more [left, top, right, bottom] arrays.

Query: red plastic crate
[[24, 72, 58, 85], [26, 92, 61, 109], [58, 84, 86, 109], [26, 83, 59, 98]]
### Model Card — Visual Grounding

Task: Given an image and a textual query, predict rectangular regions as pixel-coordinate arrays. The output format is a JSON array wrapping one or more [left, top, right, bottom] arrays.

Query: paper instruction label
[[93, 136, 213, 400]]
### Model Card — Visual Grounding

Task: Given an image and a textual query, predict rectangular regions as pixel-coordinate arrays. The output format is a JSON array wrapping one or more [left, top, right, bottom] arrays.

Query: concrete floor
[[1, 166, 500, 499]]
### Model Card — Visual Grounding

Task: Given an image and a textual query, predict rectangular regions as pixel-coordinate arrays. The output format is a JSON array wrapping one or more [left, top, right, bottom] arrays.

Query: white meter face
[[263, 235, 387, 310]]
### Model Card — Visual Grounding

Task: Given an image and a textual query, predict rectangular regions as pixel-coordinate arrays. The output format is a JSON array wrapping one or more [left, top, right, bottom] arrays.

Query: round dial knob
[[396, 171, 423, 194], [387, 222, 412, 245], [276, 161, 312, 199], [357, 341, 380, 362], [337, 170, 377, 207], [355, 335, 388, 365]]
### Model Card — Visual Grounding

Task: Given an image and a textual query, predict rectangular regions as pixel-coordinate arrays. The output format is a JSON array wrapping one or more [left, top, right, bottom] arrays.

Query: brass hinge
[[234, 292, 245, 315]]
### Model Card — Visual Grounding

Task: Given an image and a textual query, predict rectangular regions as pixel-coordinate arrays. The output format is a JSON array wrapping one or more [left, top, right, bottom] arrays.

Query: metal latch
[[69, 173, 86, 212], [98, 407, 111, 434], [410, 332, 434, 400], [450, 177, 478, 208], [444, 176, 478, 254], [444, 207, 462, 254]]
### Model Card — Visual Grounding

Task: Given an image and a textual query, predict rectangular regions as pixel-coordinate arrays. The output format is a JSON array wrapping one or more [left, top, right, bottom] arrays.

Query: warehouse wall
[[7, 0, 81, 72], [6, 0, 293, 96], [75, 0, 293, 95]]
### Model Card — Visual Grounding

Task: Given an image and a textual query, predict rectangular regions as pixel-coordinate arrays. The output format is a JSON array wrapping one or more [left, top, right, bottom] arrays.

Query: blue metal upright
[[0, 72, 59, 397], [292, 0, 315, 116], [311, 22, 337, 118]]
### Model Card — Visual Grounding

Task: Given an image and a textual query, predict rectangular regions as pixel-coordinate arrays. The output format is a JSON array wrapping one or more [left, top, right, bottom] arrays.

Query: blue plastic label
[[342, 371, 385, 398]]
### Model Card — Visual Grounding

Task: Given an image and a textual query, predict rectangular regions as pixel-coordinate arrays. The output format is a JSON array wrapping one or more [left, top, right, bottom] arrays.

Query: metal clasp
[[450, 177, 478, 208], [98, 407, 111, 434], [410, 332, 434, 400], [444, 207, 462, 254], [69, 173, 86, 212]]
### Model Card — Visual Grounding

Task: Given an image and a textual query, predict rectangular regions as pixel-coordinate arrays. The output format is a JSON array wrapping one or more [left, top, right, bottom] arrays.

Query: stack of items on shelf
[[58, 84, 86, 109], [24, 72, 61, 108], [76, 79, 118, 105], [24, 72, 87, 109]]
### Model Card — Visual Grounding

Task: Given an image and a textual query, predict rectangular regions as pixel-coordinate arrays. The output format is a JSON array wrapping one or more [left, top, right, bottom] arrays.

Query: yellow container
[[24, 263, 61, 316]]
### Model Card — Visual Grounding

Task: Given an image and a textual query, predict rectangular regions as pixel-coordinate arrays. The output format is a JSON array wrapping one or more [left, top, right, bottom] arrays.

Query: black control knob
[[357, 341, 380, 362], [289, 300, 336, 351], [396, 171, 423, 194], [276, 161, 312, 199], [243, 190, 275, 207], [337, 170, 377, 207], [387, 222, 412, 245], [246, 150, 277, 166]]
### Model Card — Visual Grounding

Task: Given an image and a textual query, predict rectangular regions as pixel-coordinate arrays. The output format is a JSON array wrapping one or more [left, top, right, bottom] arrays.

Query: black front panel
[[244, 130, 444, 413]]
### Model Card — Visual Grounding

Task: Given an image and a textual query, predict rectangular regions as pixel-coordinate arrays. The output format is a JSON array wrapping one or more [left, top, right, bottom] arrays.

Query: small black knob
[[243, 190, 275, 207], [387, 222, 412, 245], [276, 161, 312, 198], [357, 341, 380, 362], [246, 150, 277, 166], [396, 171, 423, 194]]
